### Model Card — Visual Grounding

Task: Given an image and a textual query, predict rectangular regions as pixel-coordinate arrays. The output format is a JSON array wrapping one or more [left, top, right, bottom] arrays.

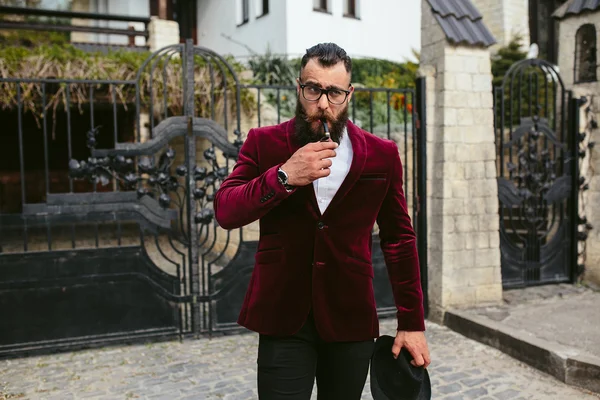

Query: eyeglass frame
[[297, 79, 353, 105]]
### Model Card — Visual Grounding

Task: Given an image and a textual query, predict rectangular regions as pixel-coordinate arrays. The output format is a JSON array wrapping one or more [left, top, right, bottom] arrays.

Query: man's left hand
[[392, 331, 431, 368]]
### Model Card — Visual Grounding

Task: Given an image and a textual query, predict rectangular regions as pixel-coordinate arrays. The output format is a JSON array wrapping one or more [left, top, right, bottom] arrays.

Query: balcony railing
[[0, 6, 150, 50]]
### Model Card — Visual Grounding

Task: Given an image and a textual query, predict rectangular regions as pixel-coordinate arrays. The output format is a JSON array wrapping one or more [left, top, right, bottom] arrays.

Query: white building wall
[[106, 0, 150, 46], [196, 0, 288, 58], [285, 0, 420, 62]]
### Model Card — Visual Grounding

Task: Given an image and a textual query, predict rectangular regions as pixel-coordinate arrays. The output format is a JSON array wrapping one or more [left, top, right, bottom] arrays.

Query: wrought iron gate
[[494, 58, 582, 288], [0, 40, 427, 356]]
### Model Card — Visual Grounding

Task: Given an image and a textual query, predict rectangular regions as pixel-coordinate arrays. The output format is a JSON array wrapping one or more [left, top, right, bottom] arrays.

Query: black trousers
[[257, 313, 374, 400]]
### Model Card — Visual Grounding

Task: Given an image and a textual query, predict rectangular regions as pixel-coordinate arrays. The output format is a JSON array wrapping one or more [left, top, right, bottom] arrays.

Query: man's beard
[[294, 99, 349, 146]]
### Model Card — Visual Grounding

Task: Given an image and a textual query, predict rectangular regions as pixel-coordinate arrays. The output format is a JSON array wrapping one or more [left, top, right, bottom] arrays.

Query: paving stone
[[494, 388, 522, 399], [444, 396, 466, 400], [443, 372, 470, 382], [464, 386, 489, 398], [2, 320, 598, 400], [225, 389, 256, 399], [438, 382, 463, 394], [462, 377, 489, 387]]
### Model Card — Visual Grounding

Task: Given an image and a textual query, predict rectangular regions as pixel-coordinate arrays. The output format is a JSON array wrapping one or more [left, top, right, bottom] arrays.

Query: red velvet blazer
[[214, 118, 425, 342]]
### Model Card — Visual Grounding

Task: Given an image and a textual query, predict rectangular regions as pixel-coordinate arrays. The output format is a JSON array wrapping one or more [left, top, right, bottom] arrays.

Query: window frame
[[257, 0, 269, 19], [344, 0, 359, 19]]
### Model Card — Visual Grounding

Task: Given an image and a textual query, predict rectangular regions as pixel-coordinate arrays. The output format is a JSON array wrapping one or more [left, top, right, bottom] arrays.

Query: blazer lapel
[[322, 121, 367, 219], [286, 118, 321, 218]]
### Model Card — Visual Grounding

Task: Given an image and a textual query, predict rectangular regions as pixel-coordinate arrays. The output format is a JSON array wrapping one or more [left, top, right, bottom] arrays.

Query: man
[[214, 43, 430, 399]]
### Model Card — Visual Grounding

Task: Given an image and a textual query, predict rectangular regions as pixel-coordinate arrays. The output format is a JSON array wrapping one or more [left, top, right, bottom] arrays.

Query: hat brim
[[370, 366, 431, 400], [419, 368, 432, 400]]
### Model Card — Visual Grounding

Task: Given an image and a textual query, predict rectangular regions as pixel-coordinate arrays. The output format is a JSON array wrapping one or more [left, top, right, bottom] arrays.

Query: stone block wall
[[148, 17, 180, 52], [421, 2, 503, 322], [557, 13, 600, 89], [558, 13, 600, 286]]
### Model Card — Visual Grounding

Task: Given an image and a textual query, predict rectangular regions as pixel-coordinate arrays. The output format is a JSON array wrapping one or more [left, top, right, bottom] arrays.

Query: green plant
[[352, 53, 419, 86], [247, 47, 296, 86], [248, 52, 419, 129], [247, 49, 296, 118], [0, 44, 255, 128], [492, 34, 527, 88]]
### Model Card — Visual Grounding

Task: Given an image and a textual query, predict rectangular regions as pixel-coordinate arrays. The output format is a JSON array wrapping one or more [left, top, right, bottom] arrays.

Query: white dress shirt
[[313, 127, 353, 214]]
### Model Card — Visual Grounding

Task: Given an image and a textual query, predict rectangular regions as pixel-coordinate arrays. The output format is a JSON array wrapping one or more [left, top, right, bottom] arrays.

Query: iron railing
[[0, 5, 150, 49], [0, 40, 427, 356]]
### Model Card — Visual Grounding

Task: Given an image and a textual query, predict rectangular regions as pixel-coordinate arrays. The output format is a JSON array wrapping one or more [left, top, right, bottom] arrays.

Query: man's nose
[[317, 93, 329, 110]]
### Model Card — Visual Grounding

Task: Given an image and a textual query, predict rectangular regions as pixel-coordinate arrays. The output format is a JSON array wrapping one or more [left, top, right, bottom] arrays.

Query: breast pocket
[[358, 173, 387, 182]]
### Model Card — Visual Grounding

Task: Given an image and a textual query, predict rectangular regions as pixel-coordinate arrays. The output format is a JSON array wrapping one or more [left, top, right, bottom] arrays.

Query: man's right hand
[[280, 140, 338, 187]]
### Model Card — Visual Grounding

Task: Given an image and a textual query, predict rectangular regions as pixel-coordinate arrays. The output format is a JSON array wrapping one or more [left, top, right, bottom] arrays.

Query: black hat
[[370, 335, 431, 400]]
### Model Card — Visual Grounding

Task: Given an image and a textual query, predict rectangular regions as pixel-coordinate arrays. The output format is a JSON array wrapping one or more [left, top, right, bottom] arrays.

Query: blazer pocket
[[255, 248, 284, 265], [345, 255, 375, 278], [358, 173, 387, 182]]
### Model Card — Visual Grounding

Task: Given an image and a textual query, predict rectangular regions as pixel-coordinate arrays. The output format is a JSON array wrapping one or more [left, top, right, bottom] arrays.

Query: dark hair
[[300, 43, 352, 76]]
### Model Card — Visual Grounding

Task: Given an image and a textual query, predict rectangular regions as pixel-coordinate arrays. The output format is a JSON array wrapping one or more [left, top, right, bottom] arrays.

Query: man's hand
[[392, 331, 431, 368], [280, 141, 338, 187]]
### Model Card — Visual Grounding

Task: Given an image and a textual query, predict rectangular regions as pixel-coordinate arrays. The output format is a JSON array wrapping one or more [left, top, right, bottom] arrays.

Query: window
[[237, 0, 249, 26], [344, 0, 359, 18], [243, 0, 250, 23], [256, 0, 269, 18], [313, 0, 328, 13], [575, 24, 597, 83]]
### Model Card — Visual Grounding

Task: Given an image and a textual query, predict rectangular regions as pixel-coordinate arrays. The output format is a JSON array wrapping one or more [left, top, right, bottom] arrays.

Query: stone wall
[[557, 12, 600, 89], [558, 13, 600, 286], [421, 1, 503, 322], [471, 0, 530, 52]]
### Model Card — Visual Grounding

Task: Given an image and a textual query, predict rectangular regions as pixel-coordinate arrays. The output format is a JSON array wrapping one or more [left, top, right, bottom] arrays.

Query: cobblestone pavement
[[1, 319, 598, 400]]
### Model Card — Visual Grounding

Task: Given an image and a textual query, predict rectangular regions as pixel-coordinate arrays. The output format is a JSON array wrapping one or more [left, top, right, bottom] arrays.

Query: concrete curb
[[444, 309, 600, 395]]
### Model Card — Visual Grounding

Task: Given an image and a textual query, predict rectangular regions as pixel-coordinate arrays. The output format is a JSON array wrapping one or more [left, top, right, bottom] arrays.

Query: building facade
[[197, 0, 421, 62], [6, 0, 421, 62]]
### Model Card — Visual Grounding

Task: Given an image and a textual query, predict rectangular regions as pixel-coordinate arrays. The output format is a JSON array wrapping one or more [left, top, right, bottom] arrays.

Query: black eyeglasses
[[299, 82, 351, 105]]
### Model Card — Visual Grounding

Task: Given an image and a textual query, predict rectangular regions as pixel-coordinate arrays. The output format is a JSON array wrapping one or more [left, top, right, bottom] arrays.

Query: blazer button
[[317, 221, 325, 230]]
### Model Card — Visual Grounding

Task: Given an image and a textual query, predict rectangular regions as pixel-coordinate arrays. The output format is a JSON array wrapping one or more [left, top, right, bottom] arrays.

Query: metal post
[[184, 39, 201, 335], [415, 77, 429, 318], [569, 94, 581, 283]]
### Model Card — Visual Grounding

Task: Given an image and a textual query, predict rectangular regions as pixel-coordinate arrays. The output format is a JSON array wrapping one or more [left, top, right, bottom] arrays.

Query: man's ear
[[296, 78, 301, 95], [347, 84, 355, 102]]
